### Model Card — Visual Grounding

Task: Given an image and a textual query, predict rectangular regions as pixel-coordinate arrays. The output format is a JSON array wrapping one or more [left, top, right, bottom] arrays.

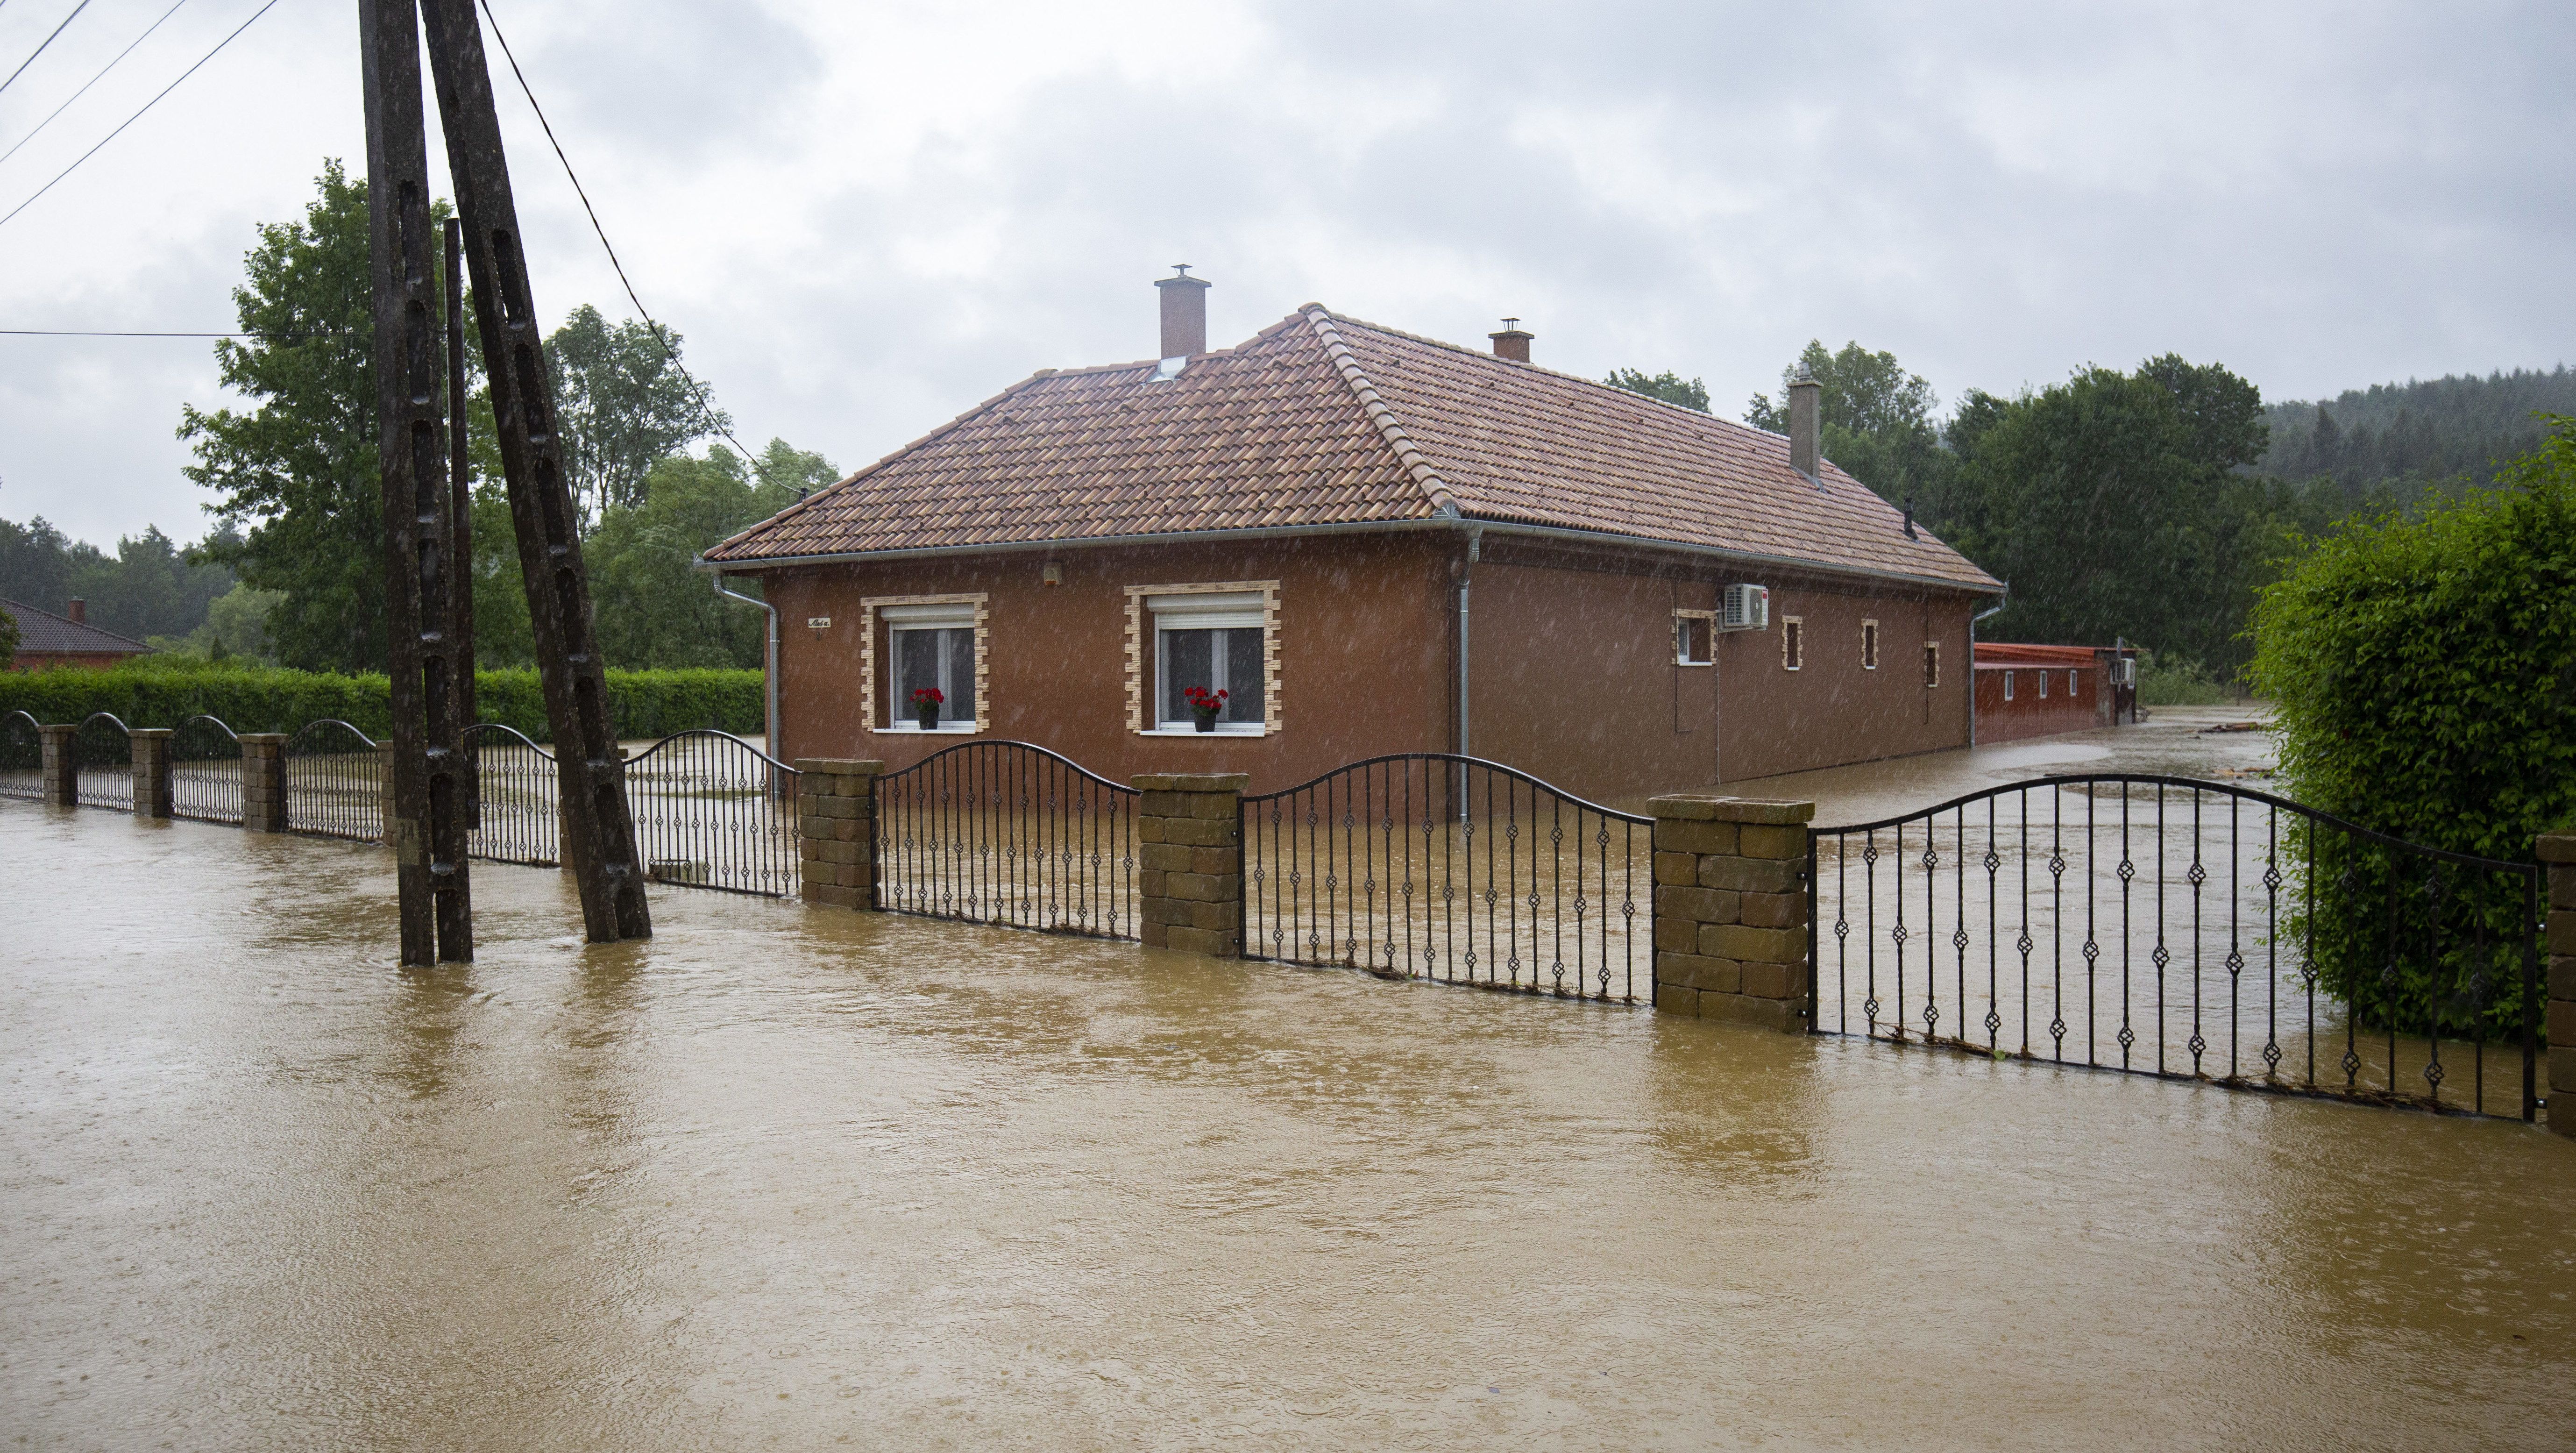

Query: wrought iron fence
[[0, 710, 38, 800], [463, 722, 558, 867], [1811, 775, 2542, 1120], [171, 714, 243, 825], [73, 712, 130, 810], [873, 740, 1139, 938], [1241, 754, 1650, 1002], [625, 730, 801, 897], [284, 719, 383, 842]]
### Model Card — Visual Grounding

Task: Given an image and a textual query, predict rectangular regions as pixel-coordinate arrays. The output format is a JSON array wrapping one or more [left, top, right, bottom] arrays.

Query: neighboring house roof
[[0, 598, 150, 656], [705, 305, 2002, 592], [1974, 643, 2120, 669]]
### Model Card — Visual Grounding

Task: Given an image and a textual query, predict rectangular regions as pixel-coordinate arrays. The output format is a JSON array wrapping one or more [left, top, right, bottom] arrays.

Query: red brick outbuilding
[[1, 598, 149, 671]]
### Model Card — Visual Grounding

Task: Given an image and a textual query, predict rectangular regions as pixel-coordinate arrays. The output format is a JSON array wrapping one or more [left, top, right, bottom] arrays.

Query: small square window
[[880, 599, 979, 729], [1861, 619, 1880, 671], [1923, 641, 1940, 688], [1674, 612, 1713, 666], [1150, 591, 1266, 731], [1781, 617, 1803, 671]]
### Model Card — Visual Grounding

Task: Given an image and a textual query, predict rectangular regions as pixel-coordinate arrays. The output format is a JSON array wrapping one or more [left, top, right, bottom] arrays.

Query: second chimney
[[66, 597, 86, 625], [1488, 318, 1533, 363], [1155, 265, 1210, 360], [1788, 368, 1822, 479]]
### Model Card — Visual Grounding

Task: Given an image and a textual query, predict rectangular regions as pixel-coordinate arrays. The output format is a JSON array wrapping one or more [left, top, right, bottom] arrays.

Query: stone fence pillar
[[241, 734, 287, 832], [796, 759, 883, 908], [2542, 830, 2575, 1138], [1648, 795, 1815, 1032], [36, 723, 76, 806], [1135, 773, 1246, 956], [130, 728, 173, 819]]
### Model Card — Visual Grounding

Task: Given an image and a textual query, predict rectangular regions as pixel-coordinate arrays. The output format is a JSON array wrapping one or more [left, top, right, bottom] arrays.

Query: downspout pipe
[[1968, 583, 2009, 748], [710, 569, 781, 762], [1456, 526, 1483, 762]]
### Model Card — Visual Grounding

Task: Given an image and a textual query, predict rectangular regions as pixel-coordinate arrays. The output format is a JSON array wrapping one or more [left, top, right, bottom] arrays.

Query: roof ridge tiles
[[1299, 306, 1457, 519]]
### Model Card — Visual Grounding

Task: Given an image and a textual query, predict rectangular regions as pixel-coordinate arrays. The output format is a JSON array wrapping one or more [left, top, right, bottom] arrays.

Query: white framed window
[[861, 593, 988, 734], [1861, 619, 1880, 671], [2068, 669, 2080, 696], [1674, 611, 1715, 666], [2038, 669, 2049, 699], [2003, 670, 2015, 702], [1923, 641, 1940, 688], [1781, 616, 1803, 671], [1141, 589, 1269, 734]]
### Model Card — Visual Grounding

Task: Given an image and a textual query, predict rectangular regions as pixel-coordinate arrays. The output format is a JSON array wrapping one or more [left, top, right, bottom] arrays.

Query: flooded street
[[5, 755, 2573, 1448]]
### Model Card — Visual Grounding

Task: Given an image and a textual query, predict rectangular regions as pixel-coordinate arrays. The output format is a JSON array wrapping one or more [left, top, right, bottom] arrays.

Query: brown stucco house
[[701, 276, 2003, 801]]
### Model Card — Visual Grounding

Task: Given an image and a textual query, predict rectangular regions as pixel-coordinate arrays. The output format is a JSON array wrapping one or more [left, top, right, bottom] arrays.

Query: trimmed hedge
[[0, 659, 763, 743]]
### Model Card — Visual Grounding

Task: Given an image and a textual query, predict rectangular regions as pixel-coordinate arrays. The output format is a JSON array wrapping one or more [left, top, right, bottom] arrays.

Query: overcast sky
[[1, 0, 2569, 549]]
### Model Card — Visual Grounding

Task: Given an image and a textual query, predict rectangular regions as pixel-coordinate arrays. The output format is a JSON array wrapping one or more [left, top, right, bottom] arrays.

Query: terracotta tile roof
[[706, 306, 2001, 592], [1975, 642, 2123, 669], [0, 598, 150, 656]]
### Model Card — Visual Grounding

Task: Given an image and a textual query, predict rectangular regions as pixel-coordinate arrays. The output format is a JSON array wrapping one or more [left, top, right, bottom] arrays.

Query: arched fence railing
[[872, 740, 1139, 938], [1240, 754, 1651, 1003], [74, 712, 131, 811], [624, 729, 802, 897], [284, 720, 383, 843], [461, 723, 558, 867], [171, 714, 243, 825], [0, 709, 39, 800], [1810, 775, 2543, 1120]]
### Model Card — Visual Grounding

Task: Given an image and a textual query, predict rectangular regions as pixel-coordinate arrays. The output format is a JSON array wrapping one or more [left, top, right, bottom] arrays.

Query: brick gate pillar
[[2542, 830, 2576, 1138], [1134, 773, 1247, 957], [1648, 795, 1815, 1032], [36, 724, 76, 805], [129, 728, 173, 819], [795, 759, 883, 908], [240, 734, 287, 832]]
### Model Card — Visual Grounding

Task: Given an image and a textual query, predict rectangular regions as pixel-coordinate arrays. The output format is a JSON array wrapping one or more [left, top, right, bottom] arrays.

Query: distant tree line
[[1608, 342, 2566, 685], [0, 514, 250, 650]]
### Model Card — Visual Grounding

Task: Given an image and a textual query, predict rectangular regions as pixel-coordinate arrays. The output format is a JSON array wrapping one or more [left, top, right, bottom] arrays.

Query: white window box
[[1142, 724, 1267, 737], [878, 722, 979, 734]]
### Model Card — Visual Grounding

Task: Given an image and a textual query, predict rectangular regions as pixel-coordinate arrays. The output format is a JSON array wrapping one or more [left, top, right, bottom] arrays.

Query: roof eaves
[[1301, 305, 1459, 519]]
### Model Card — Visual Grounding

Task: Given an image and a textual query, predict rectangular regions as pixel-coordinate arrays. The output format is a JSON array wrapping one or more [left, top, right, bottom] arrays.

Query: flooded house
[[0, 598, 150, 671], [1971, 642, 2141, 744], [701, 273, 2004, 799]]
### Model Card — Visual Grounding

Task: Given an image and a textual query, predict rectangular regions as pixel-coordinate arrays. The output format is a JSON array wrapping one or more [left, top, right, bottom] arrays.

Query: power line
[[475, 0, 754, 465], [0, 0, 188, 169], [0, 0, 275, 232], [0, 327, 342, 337], [0, 0, 90, 100]]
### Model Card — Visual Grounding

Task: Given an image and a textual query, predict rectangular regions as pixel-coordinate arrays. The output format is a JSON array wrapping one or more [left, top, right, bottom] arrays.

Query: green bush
[[0, 658, 762, 743], [2250, 418, 2576, 1038], [2133, 651, 2234, 706]]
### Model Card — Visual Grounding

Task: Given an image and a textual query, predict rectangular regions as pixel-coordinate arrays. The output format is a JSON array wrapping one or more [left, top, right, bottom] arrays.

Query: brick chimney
[[66, 597, 85, 624], [1788, 367, 1821, 479], [1154, 264, 1210, 360], [1488, 318, 1533, 363]]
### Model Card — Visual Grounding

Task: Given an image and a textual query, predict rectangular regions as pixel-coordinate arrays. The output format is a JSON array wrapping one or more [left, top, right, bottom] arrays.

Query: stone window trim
[[1923, 640, 1940, 689], [1673, 609, 1716, 667], [1861, 618, 1880, 671], [1126, 580, 1282, 736], [1781, 615, 1803, 671], [859, 592, 991, 735]]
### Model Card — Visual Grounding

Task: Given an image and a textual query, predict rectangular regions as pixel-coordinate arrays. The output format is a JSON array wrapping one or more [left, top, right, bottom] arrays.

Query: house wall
[[1974, 665, 2100, 743], [1467, 540, 1977, 802], [754, 534, 1453, 794], [8, 651, 146, 672]]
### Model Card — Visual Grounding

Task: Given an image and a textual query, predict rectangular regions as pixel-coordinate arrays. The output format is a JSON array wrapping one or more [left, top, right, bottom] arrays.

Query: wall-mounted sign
[[806, 616, 832, 630]]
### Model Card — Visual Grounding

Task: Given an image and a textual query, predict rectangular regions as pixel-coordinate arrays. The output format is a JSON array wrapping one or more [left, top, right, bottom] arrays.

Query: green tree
[[588, 439, 829, 668], [550, 304, 728, 530], [181, 162, 413, 672], [1746, 340, 1949, 510], [0, 604, 18, 669], [1604, 368, 1709, 412]]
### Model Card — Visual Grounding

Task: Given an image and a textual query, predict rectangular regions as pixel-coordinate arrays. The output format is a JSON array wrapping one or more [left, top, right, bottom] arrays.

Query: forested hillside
[[2259, 365, 2576, 498]]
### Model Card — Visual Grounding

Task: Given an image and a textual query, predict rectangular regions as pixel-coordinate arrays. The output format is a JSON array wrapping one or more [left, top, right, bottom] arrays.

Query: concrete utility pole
[[361, 0, 471, 963], [363, 0, 650, 948]]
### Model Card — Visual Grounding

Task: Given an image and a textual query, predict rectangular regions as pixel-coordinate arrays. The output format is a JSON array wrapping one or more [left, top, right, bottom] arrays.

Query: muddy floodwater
[[6, 716, 2574, 1450]]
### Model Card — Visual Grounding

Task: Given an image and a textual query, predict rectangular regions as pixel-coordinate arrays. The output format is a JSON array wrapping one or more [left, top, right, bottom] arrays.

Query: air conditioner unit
[[1720, 583, 1769, 632]]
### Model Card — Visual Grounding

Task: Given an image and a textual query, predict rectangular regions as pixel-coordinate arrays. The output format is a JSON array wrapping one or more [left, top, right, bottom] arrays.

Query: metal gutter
[[1968, 583, 2010, 747], [709, 570, 781, 761]]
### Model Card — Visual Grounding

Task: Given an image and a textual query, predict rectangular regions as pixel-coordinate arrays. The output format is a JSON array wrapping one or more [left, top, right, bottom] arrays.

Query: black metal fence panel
[[0, 710, 38, 800], [463, 723, 558, 867], [873, 741, 1139, 939], [170, 715, 244, 824], [284, 720, 383, 842], [624, 730, 801, 897], [1811, 775, 2541, 1120], [1242, 755, 1650, 1003], [73, 712, 130, 811]]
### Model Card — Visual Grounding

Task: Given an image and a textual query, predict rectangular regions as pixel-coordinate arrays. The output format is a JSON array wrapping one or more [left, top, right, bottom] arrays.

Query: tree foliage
[[2261, 366, 2576, 499], [1604, 368, 1708, 413], [0, 515, 239, 641], [589, 440, 831, 669], [549, 304, 729, 529], [2250, 419, 2576, 1034], [0, 604, 17, 669], [1747, 340, 1948, 514]]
